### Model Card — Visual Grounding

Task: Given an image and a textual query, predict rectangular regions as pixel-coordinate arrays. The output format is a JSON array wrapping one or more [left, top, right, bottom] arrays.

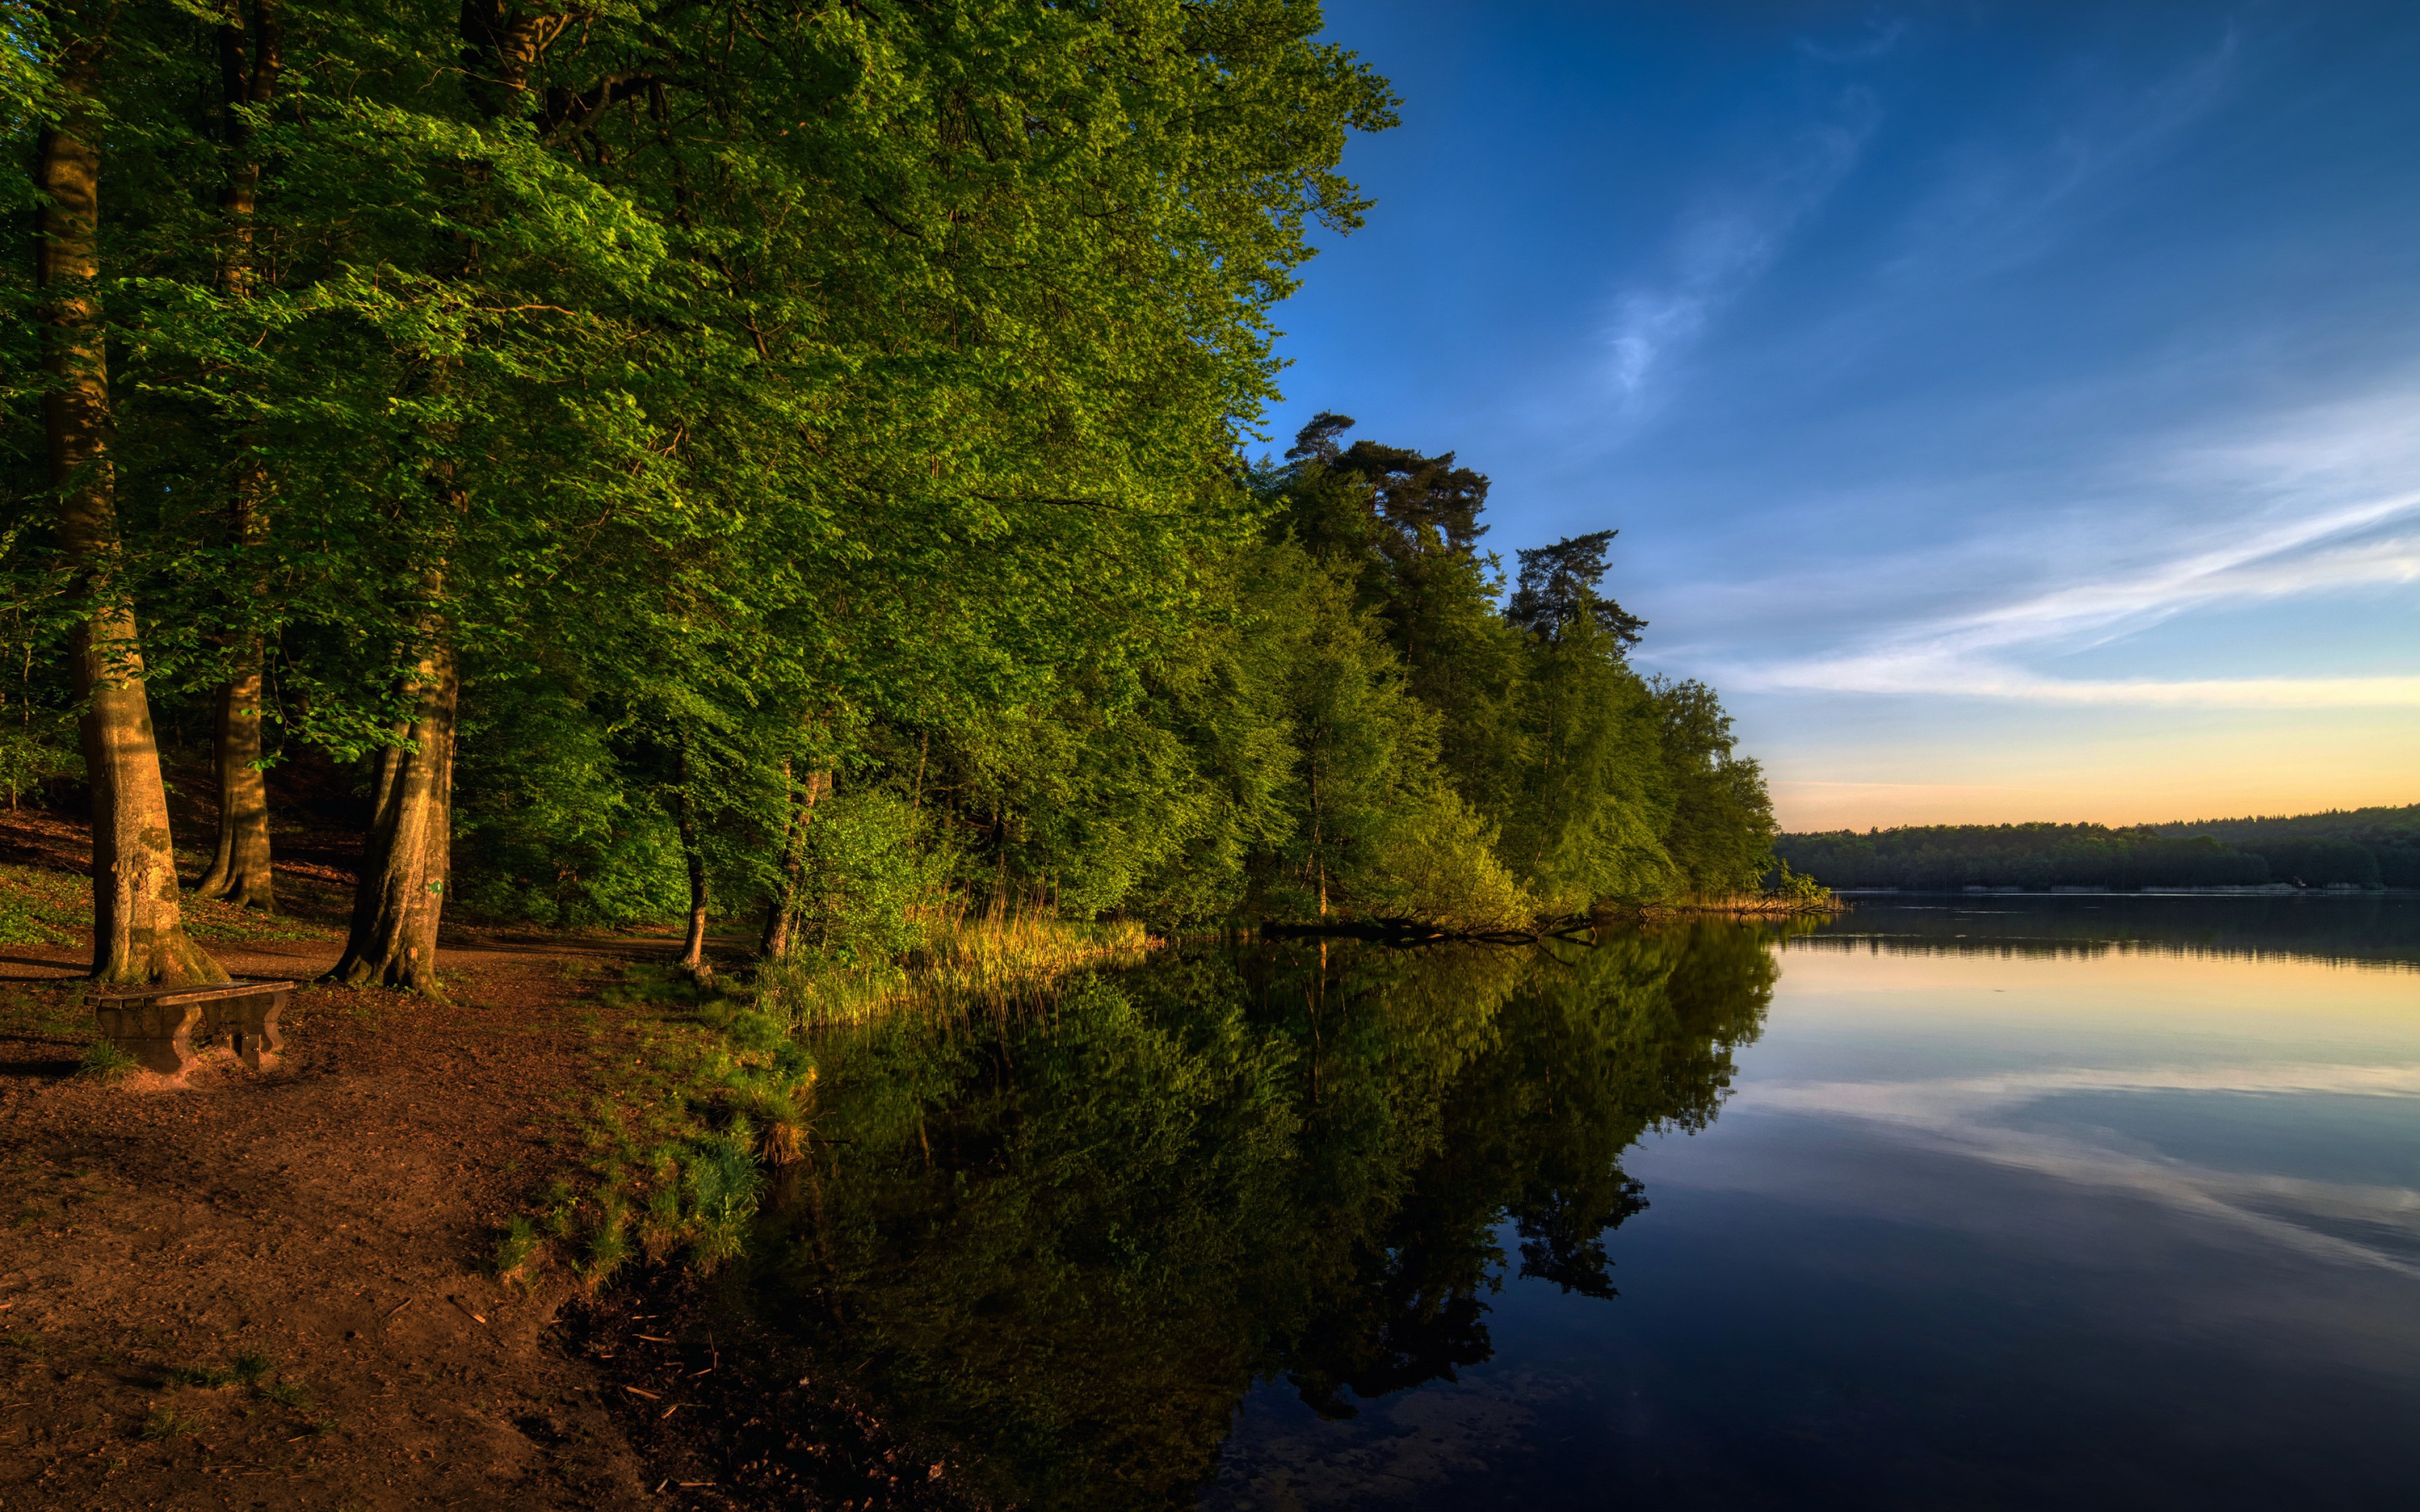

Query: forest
[[1777, 805, 2420, 892], [2, 0, 1780, 991]]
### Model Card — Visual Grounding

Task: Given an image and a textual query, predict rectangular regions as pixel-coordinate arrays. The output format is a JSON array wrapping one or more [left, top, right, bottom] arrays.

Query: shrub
[[1367, 784, 1534, 932]]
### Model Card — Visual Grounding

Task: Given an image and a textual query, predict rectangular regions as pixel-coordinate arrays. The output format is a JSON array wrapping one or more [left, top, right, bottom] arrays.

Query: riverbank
[[0, 799, 1768, 1509], [0, 806, 1132, 1509], [0, 923, 661, 1508]]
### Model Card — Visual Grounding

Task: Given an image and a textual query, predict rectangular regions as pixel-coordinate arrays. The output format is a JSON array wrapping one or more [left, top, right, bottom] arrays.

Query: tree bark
[[328, 636, 455, 995], [194, 0, 282, 912], [673, 779, 710, 983], [41, 20, 229, 987], [194, 661, 273, 908], [758, 766, 829, 959]]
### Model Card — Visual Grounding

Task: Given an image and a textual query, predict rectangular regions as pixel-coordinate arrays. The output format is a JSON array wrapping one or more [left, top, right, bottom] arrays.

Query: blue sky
[[1269, 1, 2420, 830]]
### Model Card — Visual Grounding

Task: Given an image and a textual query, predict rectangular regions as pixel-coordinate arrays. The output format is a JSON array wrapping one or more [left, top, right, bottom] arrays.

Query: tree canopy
[[2, 0, 1781, 985]]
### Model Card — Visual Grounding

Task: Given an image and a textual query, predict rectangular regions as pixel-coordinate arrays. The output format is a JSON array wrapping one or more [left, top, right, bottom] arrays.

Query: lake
[[732, 896, 2420, 1509]]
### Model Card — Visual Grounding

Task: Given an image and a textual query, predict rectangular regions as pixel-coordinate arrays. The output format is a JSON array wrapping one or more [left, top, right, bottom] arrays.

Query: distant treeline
[[1777, 805, 2420, 891]]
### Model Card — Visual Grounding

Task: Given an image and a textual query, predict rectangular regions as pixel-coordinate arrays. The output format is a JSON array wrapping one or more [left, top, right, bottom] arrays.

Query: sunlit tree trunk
[[758, 767, 829, 959], [195, 664, 273, 908], [332, 0, 550, 995], [40, 18, 229, 986], [329, 632, 455, 994], [673, 755, 710, 982], [194, 0, 283, 912]]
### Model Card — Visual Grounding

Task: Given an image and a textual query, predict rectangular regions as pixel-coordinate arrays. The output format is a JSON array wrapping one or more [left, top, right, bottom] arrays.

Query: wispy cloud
[[1797, 13, 1909, 67], [1604, 93, 1879, 412], [1726, 1061, 2420, 1279], [1734, 506, 2420, 706], [1702, 380, 2420, 707], [1883, 24, 2240, 283]]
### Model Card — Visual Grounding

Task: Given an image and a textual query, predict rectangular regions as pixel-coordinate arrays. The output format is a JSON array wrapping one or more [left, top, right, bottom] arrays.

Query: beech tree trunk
[[194, 0, 282, 912], [327, 0, 517, 995], [40, 25, 229, 987], [673, 780, 711, 983], [758, 767, 829, 959], [194, 658, 273, 909], [329, 637, 455, 994]]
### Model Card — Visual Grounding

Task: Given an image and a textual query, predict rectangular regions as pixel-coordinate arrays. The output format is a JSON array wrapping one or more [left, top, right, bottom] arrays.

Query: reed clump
[[759, 903, 1159, 1031], [1644, 862, 1842, 917]]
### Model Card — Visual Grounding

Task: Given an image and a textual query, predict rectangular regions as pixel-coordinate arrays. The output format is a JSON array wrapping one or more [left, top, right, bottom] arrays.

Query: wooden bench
[[91, 979, 295, 1077]]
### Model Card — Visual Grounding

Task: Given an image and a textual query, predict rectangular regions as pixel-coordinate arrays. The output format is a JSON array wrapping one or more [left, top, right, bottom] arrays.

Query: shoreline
[[1830, 885, 2418, 897]]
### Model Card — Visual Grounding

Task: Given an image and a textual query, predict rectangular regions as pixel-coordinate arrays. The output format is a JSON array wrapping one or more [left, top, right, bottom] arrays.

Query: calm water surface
[[742, 897, 2420, 1509]]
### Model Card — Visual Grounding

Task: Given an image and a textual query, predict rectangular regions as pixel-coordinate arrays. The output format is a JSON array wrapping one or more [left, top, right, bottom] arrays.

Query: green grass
[[509, 915, 1162, 1292], [78, 1040, 139, 1083], [0, 864, 82, 947], [493, 1215, 542, 1280], [139, 1407, 198, 1441]]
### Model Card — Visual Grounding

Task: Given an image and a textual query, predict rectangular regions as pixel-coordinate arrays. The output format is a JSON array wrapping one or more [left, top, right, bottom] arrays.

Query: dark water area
[[710, 898, 2420, 1509]]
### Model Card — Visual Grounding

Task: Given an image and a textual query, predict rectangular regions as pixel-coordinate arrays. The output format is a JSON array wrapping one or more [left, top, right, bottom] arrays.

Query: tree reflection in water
[[728, 922, 1777, 1509]]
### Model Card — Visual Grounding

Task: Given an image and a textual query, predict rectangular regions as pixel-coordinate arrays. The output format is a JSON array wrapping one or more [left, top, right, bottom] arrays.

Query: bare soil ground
[[0, 759, 986, 1512], [0, 803, 675, 1511]]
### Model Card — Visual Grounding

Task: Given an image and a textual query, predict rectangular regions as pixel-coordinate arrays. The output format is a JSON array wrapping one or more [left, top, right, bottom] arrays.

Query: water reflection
[[698, 899, 2420, 1510], [737, 923, 1776, 1509], [1800, 890, 2420, 967]]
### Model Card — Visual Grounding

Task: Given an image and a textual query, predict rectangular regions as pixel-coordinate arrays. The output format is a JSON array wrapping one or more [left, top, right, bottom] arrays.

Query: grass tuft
[[259, 1378, 311, 1410], [493, 1215, 541, 1280], [139, 1407, 198, 1441], [77, 1040, 139, 1083]]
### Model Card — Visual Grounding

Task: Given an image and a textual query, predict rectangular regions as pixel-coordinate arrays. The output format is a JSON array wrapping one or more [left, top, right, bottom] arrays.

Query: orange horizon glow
[[1771, 778, 2419, 835]]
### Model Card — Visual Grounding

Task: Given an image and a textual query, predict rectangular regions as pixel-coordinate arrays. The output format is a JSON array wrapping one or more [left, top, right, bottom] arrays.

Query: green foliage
[[1651, 676, 1779, 898], [681, 1126, 766, 1270], [258, 1377, 311, 1410], [0, 0, 1776, 990], [1365, 782, 1534, 931], [788, 790, 955, 963], [0, 720, 76, 809], [492, 1215, 541, 1279], [450, 666, 692, 928]]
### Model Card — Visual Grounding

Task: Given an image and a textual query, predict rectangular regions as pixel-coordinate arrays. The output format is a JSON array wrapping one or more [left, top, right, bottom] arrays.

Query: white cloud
[[1603, 94, 1879, 411], [1725, 1060, 2420, 1279], [1698, 381, 2420, 707]]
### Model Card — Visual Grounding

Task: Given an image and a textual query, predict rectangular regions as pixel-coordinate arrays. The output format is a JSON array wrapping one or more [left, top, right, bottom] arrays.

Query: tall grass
[[760, 901, 1158, 1031], [523, 900, 1162, 1292]]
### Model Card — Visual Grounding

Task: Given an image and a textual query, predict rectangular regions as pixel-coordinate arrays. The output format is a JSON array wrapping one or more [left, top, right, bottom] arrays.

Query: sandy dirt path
[[0, 932, 666, 1511]]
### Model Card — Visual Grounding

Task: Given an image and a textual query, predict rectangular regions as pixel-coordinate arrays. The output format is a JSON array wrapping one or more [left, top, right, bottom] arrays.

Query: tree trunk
[[327, 0, 513, 996], [758, 767, 829, 959], [673, 786, 711, 984], [40, 24, 229, 987], [329, 637, 455, 995], [195, 0, 282, 912], [193, 657, 274, 908]]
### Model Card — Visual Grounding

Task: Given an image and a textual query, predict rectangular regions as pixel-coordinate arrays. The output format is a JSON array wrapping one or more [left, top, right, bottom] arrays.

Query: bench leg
[[231, 998, 283, 1070], [93, 1003, 203, 1079]]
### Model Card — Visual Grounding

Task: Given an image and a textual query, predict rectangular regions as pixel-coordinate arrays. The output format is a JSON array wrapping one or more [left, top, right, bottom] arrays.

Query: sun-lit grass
[[762, 903, 1158, 1031], [518, 900, 1164, 1292]]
